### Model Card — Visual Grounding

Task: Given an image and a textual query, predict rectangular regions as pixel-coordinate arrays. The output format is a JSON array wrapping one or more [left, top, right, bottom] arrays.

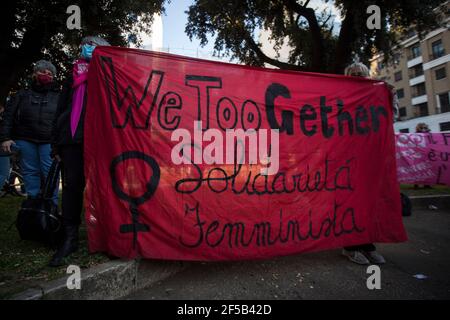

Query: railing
[[407, 53, 421, 61], [408, 69, 424, 78]]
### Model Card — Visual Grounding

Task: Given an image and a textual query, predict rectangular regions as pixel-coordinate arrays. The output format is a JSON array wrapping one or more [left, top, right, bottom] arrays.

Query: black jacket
[[0, 109, 11, 156], [0, 83, 60, 144], [51, 75, 87, 150]]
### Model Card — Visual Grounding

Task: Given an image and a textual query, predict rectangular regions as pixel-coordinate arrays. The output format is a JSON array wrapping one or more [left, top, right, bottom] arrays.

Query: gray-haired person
[[49, 36, 110, 267], [0, 60, 60, 204], [341, 62, 387, 265]]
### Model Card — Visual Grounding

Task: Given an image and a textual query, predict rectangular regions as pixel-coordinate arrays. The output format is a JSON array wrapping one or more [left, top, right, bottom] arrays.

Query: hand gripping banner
[[84, 46, 407, 260]]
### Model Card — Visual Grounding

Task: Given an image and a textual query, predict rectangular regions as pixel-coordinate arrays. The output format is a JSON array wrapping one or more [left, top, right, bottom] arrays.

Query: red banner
[[396, 133, 450, 186], [84, 46, 407, 260]]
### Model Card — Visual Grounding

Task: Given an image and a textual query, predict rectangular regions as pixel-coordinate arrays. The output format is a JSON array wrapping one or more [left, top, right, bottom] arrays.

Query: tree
[[185, 0, 445, 73], [0, 0, 166, 104]]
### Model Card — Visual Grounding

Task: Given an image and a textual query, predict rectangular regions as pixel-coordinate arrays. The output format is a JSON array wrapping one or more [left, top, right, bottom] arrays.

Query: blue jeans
[[0, 155, 10, 187], [14, 140, 59, 204]]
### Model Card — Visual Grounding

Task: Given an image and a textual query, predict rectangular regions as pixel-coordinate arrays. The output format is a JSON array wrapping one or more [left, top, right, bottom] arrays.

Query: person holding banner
[[414, 123, 432, 189], [341, 62, 387, 265], [416, 123, 430, 133], [0, 60, 60, 204], [49, 36, 110, 267]]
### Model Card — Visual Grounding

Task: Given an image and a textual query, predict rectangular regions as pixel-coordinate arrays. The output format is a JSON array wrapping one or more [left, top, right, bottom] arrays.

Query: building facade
[[371, 1, 450, 132]]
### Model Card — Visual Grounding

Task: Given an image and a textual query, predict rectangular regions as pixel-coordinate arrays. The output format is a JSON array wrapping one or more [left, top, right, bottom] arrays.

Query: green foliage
[[0, 0, 166, 100], [186, 0, 445, 73]]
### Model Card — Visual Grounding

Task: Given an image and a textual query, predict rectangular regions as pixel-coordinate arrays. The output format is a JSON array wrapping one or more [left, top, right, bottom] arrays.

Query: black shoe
[[49, 225, 79, 267]]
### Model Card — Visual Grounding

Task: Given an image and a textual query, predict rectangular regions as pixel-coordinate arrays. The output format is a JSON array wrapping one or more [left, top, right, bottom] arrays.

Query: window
[[440, 122, 450, 131], [399, 128, 410, 133], [431, 39, 445, 59], [399, 107, 407, 117], [436, 67, 446, 80], [410, 44, 421, 59], [394, 71, 402, 82], [439, 92, 450, 113], [397, 88, 405, 99], [409, 64, 424, 78], [417, 103, 429, 116], [412, 83, 426, 97]]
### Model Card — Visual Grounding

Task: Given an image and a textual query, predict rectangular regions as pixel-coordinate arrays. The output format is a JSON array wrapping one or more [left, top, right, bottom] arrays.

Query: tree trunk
[[333, 11, 355, 74], [333, 1, 368, 74], [0, 23, 47, 104], [283, 0, 325, 72], [0, 58, 22, 105]]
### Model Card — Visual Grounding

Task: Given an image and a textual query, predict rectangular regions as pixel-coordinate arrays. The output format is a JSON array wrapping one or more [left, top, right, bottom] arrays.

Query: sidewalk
[[408, 194, 450, 210], [6, 194, 450, 300], [127, 205, 450, 300]]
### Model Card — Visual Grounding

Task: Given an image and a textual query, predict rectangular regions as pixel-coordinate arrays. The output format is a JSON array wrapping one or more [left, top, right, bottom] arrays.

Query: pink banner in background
[[395, 133, 450, 186]]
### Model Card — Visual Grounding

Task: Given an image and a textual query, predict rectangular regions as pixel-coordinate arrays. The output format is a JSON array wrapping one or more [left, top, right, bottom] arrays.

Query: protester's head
[[32, 60, 56, 85], [416, 123, 430, 133], [345, 62, 370, 78], [80, 36, 110, 61]]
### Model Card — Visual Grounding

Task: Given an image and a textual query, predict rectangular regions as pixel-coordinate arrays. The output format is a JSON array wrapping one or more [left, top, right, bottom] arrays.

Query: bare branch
[[245, 33, 306, 71], [321, 13, 333, 28], [222, 12, 305, 71]]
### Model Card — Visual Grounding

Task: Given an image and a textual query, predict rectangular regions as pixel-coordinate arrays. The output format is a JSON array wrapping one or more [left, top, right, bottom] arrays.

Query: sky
[[161, 0, 219, 60]]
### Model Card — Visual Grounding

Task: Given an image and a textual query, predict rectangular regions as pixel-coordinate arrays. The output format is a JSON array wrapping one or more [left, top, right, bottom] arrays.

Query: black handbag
[[16, 160, 63, 247]]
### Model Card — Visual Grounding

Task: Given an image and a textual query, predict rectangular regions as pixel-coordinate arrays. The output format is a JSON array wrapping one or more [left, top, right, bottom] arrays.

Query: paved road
[[126, 208, 450, 300]]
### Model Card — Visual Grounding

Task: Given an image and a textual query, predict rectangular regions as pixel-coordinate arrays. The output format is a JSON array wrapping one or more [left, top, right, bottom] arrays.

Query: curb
[[11, 259, 188, 300], [409, 194, 450, 210]]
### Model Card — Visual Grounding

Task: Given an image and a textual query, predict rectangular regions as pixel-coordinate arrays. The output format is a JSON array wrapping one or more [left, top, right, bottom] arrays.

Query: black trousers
[[60, 144, 85, 227], [345, 243, 376, 252]]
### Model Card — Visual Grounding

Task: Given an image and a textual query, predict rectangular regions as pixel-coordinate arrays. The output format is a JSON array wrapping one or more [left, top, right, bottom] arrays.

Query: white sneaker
[[342, 249, 370, 265], [363, 250, 386, 264]]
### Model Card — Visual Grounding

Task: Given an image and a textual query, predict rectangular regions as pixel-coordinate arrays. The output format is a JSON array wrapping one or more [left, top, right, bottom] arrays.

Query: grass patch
[[400, 184, 450, 197], [0, 195, 109, 299]]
